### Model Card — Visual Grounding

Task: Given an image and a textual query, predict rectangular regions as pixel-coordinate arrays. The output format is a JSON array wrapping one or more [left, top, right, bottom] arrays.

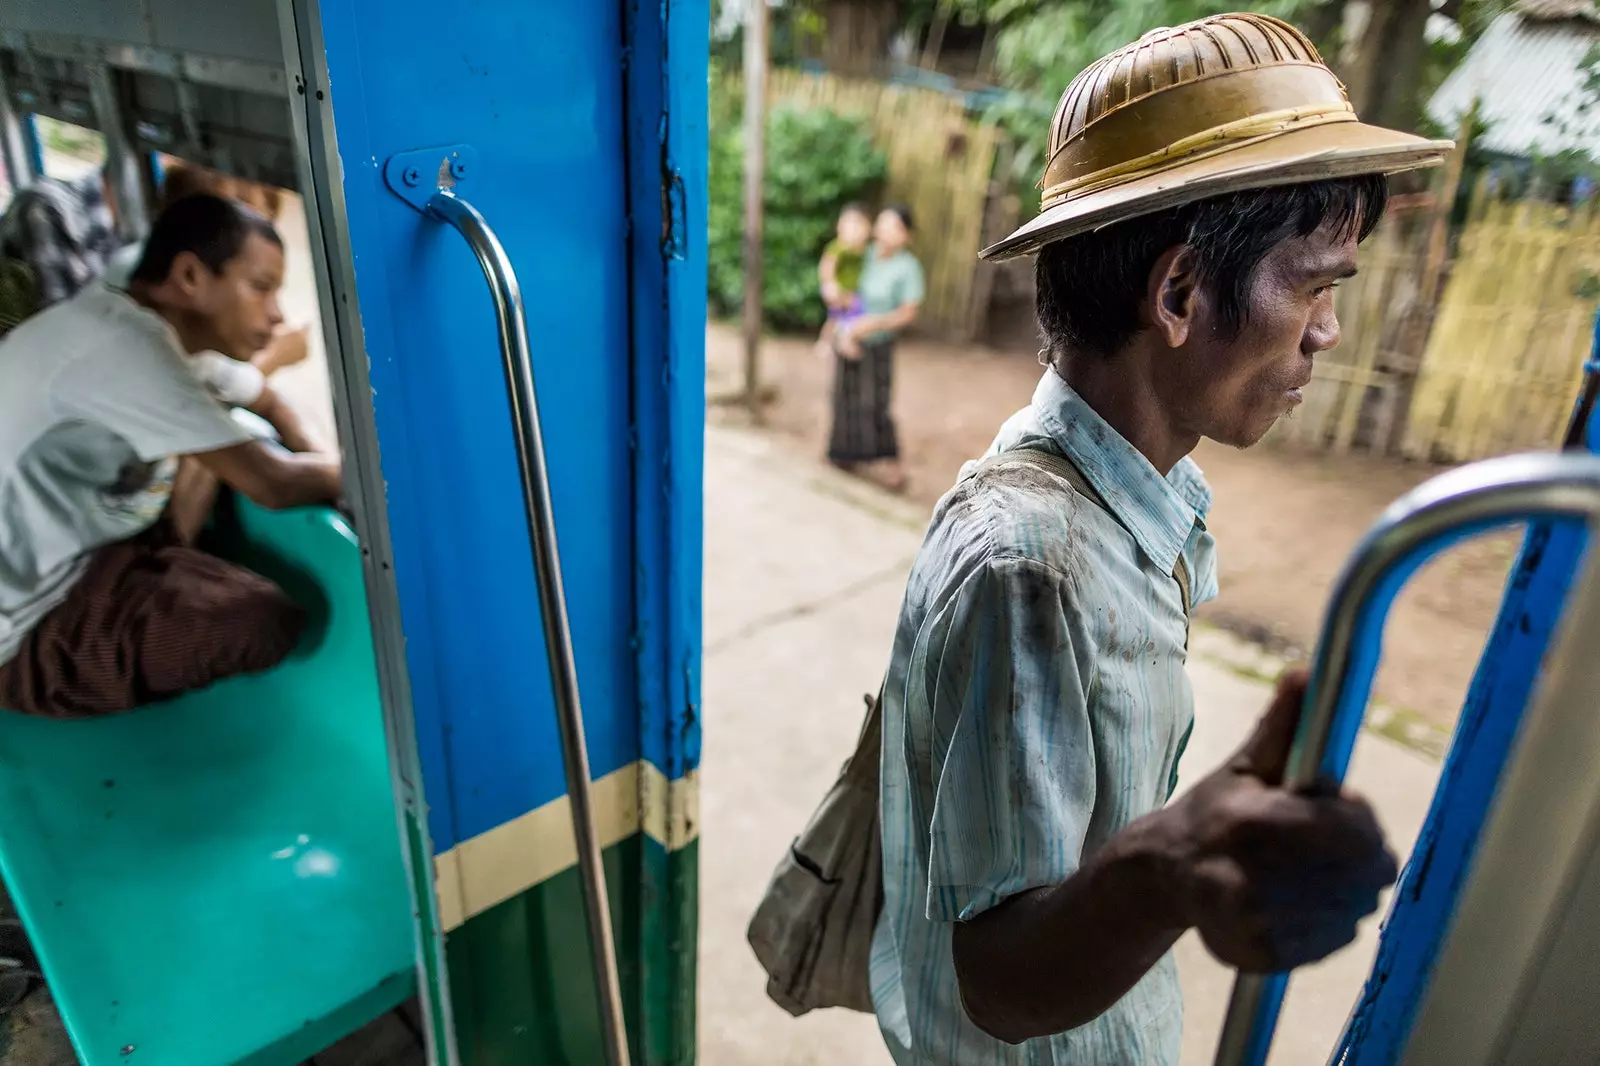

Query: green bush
[[708, 103, 887, 331]]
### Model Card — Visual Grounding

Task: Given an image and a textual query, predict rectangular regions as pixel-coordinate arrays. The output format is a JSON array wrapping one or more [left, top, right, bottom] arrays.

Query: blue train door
[[284, 1, 708, 1061]]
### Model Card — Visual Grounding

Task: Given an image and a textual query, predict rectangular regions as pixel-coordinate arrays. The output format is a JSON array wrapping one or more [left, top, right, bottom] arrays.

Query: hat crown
[[978, 10, 1450, 262], [1050, 14, 1334, 158]]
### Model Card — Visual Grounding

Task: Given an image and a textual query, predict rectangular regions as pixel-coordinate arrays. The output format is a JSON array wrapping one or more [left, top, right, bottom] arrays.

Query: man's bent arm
[[248, 383, 320, 455], [953, 811, 1188, 1043], [194, 438, 341, 510], [953, 669, 1397, 1045]]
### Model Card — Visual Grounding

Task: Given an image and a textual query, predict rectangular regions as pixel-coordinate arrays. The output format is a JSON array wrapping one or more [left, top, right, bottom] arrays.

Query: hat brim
[[981, 121, 1453, 262]]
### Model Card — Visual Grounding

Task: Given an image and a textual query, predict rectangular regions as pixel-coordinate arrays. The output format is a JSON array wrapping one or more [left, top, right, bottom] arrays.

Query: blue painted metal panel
[[1335, 313, 1600, 1063], [626, 0, 707, 787], [624, 0, 707, 1057], [314, 0, 637, 853]]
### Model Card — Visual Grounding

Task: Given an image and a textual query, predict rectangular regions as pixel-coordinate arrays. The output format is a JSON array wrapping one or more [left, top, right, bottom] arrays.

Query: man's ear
[[167, 251, 209, 306], [1147, 245, 1198, 348]]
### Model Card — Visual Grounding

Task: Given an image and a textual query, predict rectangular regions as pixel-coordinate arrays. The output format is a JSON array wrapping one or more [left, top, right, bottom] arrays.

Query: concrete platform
[[697, 422, 1443, 1066]]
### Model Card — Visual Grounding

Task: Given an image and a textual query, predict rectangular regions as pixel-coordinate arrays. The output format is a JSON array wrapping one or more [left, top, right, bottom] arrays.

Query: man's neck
[[126, 283, 205, 356], [1054, 348, 1199, 476]]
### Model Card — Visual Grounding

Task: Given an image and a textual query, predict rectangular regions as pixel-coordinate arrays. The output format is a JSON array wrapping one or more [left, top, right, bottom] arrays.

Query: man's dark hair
[[157, 162, 220, 211], [131, 193, 282, 285], [884, 203, 915, 232], [1035, 175, 1388, 358]]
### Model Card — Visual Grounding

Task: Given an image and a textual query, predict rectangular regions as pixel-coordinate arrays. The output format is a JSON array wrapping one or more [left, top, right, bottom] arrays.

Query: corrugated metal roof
[[1515, 0, 1600, 23], [1428, 11, 1600, 156]]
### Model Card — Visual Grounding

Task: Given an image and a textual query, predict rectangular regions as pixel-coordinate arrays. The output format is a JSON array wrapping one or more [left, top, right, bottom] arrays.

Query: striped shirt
[[870, 369, 1219, 1065]]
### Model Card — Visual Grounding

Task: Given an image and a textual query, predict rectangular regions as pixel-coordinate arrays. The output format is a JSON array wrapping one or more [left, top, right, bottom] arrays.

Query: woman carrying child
[[820, 204, 924, 493]]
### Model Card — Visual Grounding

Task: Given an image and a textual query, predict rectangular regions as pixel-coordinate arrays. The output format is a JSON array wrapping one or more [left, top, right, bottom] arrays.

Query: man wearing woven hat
[[871, 13, 1451, 1065]]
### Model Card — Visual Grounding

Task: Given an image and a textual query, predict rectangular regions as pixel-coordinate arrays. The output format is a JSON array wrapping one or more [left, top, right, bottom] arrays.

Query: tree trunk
[[822, 0, 900, 77], [743, 0, 769, 415], [1298, 0, 1348, 62], [1342, 0, 1432, 133], [976, 19, 998, 81], [920, 2, 950, 70]]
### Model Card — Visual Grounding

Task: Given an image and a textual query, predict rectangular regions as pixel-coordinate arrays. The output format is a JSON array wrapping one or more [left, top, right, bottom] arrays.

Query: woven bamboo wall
[[763, 70, 1000, 339], [1402, 199, 1600, 462]]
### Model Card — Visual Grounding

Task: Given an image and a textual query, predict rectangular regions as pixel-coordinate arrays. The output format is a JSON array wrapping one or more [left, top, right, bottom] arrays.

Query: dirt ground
[[707, 322, 1523, 730]]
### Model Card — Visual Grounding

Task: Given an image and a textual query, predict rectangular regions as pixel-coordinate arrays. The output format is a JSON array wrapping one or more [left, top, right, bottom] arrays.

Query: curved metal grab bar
[[1212, 451, 1600, 1066], [426, 190, 631, 1066]]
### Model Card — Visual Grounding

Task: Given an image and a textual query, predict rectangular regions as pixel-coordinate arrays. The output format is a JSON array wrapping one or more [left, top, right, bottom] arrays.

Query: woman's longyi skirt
[[827, 339, 899, 465]]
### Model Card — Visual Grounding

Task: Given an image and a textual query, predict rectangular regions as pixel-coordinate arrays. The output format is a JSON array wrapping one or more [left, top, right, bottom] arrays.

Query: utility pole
[[742, 0, 768, 419]]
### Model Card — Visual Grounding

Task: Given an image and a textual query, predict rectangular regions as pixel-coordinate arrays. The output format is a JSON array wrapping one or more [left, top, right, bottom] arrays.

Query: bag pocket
[[748, 842, 843, 1017]]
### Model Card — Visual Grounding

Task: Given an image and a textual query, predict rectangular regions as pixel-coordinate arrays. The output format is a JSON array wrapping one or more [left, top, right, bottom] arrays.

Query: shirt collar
[[1031, 370, 1211, 575]]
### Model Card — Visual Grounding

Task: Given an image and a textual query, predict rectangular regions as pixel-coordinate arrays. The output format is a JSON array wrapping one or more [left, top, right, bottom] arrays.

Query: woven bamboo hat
[[981, 13, 1453, 261]]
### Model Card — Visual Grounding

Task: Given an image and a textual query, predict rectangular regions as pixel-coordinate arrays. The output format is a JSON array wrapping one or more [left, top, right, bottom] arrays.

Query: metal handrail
[[427, 190, 632, 1066], [1212, 451, 1600, 1066]]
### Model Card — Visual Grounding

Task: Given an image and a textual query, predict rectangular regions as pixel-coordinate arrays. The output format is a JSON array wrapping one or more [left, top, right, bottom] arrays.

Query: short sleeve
[[922, 556, 1096, 923], [52, 315, 254, 462], [188, 351, 267, 408], [897, 256, 926, 308]]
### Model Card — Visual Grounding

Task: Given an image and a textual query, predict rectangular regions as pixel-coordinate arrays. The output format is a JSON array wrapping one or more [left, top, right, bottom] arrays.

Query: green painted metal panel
[[447, 835, 698, 1065]]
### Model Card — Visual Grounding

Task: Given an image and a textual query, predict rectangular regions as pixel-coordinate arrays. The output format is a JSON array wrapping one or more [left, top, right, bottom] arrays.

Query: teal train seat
[[0, 501, 416, 1065]]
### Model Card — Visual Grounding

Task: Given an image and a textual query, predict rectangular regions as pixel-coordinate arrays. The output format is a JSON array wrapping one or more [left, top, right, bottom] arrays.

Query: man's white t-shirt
[[100, 241, 141, 290], [189, 350, 267, 408], [0, 284, 254, 664]]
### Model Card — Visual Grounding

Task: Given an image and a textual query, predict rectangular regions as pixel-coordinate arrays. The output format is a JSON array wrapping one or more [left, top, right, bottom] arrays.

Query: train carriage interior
[[0, 2, 423, 1064]]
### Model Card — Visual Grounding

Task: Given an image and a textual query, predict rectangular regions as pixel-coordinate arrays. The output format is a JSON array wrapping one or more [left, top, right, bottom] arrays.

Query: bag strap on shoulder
[[973, 447, 1193, 618], [843, 683, 885, 786]]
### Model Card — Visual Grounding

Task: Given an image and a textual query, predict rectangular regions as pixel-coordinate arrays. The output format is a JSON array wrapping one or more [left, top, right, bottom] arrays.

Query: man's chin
[[1217, 415, 1281, 450]]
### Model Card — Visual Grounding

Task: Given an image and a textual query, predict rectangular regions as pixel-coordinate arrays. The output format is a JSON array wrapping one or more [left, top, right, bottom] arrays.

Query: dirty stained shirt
[[870, 369, 1219, 1065]]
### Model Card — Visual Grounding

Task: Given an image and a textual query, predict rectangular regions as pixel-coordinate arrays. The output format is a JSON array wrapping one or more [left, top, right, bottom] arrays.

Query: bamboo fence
[[1401, 197, 1600, 462], [763, 69, 1000, 339]]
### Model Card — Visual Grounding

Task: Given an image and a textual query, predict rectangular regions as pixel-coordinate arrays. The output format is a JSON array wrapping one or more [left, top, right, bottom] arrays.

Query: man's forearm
[[952, 812, 1189, 1044], [271, 452, 342, 508], [251, 387, 318, 454]]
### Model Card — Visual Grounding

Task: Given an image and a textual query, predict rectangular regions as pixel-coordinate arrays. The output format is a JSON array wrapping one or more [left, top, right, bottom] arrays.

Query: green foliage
[[708, 56, 742, 131], [711, 0, 826, 69], [708, 103, 887, 330]]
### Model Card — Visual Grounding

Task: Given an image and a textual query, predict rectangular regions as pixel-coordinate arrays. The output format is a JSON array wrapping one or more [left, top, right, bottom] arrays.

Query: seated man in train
[[0, 193, 343, 718], [103, 161, 312, 386]]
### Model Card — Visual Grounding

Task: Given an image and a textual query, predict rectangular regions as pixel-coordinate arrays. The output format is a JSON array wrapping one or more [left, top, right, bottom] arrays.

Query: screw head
[[402, 166, 422, 187], [450, 157, 469, 179]]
